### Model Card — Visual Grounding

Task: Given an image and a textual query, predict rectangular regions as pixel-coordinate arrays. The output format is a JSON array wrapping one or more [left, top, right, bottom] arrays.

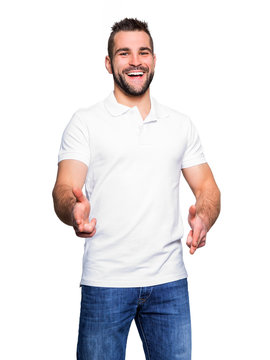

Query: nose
[[129, 53, 141, 67]]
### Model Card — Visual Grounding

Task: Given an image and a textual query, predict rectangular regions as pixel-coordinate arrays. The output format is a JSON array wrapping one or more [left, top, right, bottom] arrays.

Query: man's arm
[[52, 159, 96, 238], [182, 163, 221, 254]]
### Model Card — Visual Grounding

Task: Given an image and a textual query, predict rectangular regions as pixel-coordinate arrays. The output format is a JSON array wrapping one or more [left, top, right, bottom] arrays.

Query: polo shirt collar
[[104, 91, 169, 120]]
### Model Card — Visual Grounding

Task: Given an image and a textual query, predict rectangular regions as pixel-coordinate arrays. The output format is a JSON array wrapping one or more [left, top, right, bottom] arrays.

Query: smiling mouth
[[126, 71, 144, 77]]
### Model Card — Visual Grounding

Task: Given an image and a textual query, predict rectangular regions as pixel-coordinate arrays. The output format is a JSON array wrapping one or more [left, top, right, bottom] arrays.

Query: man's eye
[[120, 52, 128, 56], [140, 52, 149, 55]]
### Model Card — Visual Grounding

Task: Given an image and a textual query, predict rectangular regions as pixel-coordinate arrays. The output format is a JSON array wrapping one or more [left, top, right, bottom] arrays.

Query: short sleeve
[[58, 112, 90, 167], [181, 118, 206, 169]]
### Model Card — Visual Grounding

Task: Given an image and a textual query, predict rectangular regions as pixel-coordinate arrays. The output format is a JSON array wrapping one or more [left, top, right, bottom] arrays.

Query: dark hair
[[108, 18, 154, 60]]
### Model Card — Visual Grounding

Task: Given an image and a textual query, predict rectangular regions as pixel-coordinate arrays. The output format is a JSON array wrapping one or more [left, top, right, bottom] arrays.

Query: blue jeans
[[77, 278, 191, 359]]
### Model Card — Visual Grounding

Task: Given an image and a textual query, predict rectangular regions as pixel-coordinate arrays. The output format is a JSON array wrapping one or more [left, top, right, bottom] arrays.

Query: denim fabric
[[77, 278, 191, 360]]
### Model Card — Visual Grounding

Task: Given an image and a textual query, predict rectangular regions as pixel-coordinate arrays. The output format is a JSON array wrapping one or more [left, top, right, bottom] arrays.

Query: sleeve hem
[[58, 153, 89, 167], [181, 155, 206, 169]]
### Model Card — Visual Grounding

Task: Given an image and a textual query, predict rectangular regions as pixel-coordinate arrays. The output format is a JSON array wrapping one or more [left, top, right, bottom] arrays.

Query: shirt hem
[[79, 271, 188, 288]]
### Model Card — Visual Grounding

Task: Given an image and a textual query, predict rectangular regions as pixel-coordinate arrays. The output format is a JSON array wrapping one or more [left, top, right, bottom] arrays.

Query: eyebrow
[[114, 47, 153, 56]]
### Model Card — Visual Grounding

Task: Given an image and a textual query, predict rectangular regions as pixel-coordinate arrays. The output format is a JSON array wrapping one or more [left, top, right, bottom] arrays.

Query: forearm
[[52, 184, 76, 226], [195, 185, 221, 231]]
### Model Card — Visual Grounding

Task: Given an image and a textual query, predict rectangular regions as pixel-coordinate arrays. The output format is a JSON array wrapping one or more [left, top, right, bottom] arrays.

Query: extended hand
[[186, 205, 208, 254], [72, 188, 97, 238]]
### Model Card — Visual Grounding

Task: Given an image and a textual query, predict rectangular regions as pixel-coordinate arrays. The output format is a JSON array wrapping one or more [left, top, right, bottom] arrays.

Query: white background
[[1, 0, 269, 359]]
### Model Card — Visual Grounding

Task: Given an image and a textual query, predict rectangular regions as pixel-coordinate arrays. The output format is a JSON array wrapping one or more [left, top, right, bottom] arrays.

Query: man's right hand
[[72, 188, 97, 238]]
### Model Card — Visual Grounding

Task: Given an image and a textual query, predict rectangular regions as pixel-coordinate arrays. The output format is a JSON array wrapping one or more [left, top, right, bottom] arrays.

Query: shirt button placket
[[138, 122, 150, 145]]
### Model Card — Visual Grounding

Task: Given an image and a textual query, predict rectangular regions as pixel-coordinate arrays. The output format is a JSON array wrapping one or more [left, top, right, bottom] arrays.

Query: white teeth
[[127, 72, 144, 76]]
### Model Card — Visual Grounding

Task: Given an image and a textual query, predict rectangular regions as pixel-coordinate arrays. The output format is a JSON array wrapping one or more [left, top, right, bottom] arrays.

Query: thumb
[[188, 204, 196, 219], [72, 187, 85, 203]]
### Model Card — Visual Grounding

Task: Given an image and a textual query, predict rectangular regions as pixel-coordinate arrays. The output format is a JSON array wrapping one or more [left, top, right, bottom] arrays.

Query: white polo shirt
[[58, 92, 206, 287]]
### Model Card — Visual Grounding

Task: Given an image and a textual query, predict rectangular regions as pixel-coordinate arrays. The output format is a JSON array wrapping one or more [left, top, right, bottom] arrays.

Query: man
[[53, 18, 220, 360]]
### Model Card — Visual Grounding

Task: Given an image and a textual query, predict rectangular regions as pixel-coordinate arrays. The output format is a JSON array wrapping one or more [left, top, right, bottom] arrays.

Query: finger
[[186, 230, 193, 247], [75, 228, 96, 238], [197, 235, 206, 248], [79, 217, 96, 233], [75, 221, 96, 236], [72, 187, 85, 203], [90, 218, 97, 225], [197, 241, 206, 248], [74, 217, 95, 232], [190, 247, 196, 255], [191, 225, 201, 249], [190, 241, 197, 254], [83, 222, 95, 233], [190, 237, 199, 253], [190, 230, 203, 255], [73, 222, 82, 233], [191, 233, 207, 253]]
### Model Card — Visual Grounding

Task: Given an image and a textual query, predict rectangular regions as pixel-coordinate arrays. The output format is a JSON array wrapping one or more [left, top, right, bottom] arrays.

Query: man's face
[[106, 31, 156, 96]]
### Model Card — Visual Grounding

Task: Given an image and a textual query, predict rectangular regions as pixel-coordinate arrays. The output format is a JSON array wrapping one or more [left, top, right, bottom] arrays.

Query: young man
[[53, 18, 220, 360]]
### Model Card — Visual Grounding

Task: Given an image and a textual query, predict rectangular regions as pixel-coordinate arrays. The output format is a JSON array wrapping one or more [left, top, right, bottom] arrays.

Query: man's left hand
[[186, 205, 208, 255]]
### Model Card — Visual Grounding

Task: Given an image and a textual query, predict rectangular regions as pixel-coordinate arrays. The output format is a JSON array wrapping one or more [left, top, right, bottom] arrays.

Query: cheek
[[146, 59, 155, 71], [113, 59, 129, 72]]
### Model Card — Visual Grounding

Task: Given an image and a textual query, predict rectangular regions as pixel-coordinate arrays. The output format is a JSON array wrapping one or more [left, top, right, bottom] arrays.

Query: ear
[[153, 54, 157, 67], [105, 55, 113, 74]]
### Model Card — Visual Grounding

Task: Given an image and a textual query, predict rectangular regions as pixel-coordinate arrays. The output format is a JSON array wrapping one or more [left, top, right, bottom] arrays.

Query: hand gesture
[[186, 205, 207, 254], [72, 188, 97, 238]]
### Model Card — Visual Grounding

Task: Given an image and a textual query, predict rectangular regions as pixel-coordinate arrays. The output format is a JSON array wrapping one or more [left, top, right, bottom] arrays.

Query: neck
[[113, 85, 151, 120]]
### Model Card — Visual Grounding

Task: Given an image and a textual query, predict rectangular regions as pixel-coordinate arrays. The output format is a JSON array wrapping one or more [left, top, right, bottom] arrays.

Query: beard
[[111, 64, 155, 97]]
